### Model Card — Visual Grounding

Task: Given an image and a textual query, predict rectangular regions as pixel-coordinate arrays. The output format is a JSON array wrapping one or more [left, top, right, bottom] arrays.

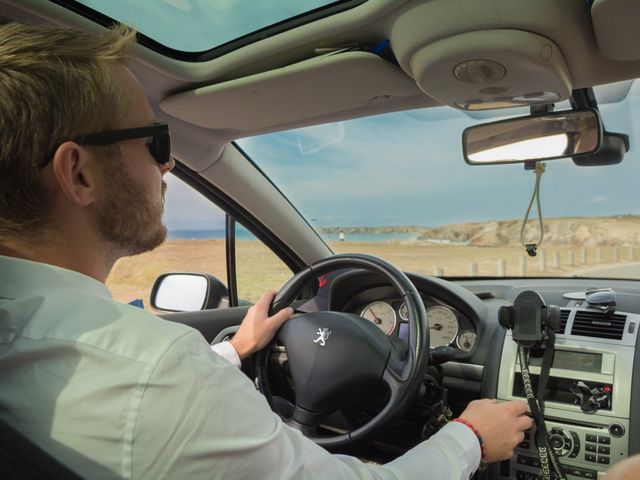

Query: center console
[[496, 308, 639, 479]]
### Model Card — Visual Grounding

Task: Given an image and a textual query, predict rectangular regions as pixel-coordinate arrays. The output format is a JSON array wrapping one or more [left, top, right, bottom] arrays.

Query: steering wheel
[[254, 253, 429, 449]]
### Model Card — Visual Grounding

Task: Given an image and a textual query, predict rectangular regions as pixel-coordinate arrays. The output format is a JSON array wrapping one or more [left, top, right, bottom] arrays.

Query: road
[[571, 262, 640, 279]]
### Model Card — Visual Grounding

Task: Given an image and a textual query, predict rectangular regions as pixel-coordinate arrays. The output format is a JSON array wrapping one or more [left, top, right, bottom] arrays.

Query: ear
[[50, 141, 99, 207]]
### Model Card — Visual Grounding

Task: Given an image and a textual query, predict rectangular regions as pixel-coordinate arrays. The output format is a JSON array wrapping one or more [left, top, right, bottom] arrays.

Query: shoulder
[[24, 288, 204, 366]]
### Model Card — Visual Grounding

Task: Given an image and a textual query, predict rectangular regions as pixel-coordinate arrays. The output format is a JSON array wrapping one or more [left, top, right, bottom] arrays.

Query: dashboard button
[[516, 455, 534, 466], [597, 456, 610, 465], [586, 434, 597, 443], [585, 443, 596, 452], [609, 423, 625, 438], [597, 446, 610, 455], [598, 436, 611, 445], [585, 453, 597, 462], [550, 434, 564, 450], [516, 472, 539, 480], [566, 466, 588, 477]]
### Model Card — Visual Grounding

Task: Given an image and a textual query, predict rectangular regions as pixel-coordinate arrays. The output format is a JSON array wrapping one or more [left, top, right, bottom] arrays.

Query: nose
[[159, 156, 175, 176]]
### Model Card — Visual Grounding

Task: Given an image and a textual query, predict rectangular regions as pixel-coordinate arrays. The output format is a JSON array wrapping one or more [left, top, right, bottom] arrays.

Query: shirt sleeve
[[132, 331, 480, 480], [211, 340, 241, 367]]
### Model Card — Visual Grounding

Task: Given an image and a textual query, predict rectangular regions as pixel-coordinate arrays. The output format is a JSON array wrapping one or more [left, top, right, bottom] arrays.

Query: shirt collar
[[0, 255, 112, 300]]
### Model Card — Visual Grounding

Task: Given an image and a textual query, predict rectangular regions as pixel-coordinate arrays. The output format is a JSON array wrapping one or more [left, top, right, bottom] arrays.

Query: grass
[[106, 240, 638, 309]]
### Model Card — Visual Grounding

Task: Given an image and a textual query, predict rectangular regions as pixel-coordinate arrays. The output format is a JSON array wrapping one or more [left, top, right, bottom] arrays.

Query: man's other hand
[[230, 290, 293, 360], [459, 399, 533, 463], [605, 453, 640, 480]]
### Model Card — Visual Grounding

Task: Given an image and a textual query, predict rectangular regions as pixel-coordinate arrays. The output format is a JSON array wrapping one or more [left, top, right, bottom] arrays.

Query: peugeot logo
[[314, 328, 332, 347]]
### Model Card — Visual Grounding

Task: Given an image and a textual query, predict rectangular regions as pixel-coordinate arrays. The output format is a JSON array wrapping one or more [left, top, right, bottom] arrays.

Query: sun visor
[[409, 30, 572, 110], [160, 51, 421, 131], [592, 0, 640, 60]]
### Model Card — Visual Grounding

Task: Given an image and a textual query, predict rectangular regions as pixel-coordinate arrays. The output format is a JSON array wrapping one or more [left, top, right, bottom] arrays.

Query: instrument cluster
[[358, 298, 476, 351]]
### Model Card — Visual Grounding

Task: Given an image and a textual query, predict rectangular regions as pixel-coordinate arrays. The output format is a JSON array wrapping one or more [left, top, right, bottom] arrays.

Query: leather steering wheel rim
[[255, 253, 429, 449]]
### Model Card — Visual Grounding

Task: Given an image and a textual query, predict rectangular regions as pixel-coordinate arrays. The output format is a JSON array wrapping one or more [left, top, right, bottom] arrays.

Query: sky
[[163, 81, 640, 232], [232, 82, 640, 229], [78, 0, 336, 52]]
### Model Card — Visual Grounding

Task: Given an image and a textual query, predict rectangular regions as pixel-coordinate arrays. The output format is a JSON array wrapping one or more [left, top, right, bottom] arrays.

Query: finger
[[270, 307, 293, 328], [255, 290, 276, 311], [517, 415, 534, 431], [508, 400, 529, 415]]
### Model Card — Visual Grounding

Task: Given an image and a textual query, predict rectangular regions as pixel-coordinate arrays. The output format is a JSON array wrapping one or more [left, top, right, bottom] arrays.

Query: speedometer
[[426, 305, 458, 347], [361, 301, 397, 335]]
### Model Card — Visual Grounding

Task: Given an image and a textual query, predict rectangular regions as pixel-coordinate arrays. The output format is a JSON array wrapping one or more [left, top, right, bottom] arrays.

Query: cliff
[[321, 216, 640, 247]]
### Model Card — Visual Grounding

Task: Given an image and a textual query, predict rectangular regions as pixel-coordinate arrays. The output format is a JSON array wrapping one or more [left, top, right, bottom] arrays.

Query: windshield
[[238, 80, 640, 280]]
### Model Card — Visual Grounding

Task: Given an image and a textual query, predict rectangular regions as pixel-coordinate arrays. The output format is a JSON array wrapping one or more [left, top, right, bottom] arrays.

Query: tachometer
[[427, 305, 458, 347], [361, 301, 397, 335]]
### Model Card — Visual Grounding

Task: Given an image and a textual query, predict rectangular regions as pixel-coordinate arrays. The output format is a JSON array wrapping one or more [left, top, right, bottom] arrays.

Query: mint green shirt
[[0, 255, 480, 479]]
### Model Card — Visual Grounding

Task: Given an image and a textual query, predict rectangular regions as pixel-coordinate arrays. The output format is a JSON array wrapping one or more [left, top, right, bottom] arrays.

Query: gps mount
[[499, 290, 561, 347]]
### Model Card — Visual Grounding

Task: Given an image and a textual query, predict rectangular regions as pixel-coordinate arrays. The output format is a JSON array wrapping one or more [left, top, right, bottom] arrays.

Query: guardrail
[[433, 246, 637, 277]]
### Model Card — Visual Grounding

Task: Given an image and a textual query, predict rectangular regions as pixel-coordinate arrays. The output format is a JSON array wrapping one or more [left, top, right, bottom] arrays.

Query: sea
[[168, 229, 421, 243]]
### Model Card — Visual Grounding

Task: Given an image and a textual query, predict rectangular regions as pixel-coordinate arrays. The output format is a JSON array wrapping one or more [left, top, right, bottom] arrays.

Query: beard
[[94, 165, 167, 257]]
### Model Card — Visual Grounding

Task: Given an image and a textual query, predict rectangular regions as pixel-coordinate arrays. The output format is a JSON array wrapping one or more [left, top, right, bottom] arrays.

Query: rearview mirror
[[463, 109, 602, 165], [150, 273, 229, 312]]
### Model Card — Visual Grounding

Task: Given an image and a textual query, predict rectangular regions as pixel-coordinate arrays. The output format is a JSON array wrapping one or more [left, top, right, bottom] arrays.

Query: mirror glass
[[153, 274, 208, 312], [463, 109, 601, 165]]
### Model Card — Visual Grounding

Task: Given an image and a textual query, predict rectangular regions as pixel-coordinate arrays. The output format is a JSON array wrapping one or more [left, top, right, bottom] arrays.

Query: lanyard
[[518, 337, 566, 480]]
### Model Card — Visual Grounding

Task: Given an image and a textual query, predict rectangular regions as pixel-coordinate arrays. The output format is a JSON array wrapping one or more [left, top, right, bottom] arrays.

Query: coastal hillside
[[321, 215, 640, 247]]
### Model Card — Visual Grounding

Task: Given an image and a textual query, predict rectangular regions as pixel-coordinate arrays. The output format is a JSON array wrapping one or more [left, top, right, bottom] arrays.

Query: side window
[[106, 174, 293, 309], [234, 222, 293, 304], [107, 174, 227, 309]]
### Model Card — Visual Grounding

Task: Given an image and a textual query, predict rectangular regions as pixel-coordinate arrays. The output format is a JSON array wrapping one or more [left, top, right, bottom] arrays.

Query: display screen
[[529, 350, 602, 373], [399, 322, 409, 341]]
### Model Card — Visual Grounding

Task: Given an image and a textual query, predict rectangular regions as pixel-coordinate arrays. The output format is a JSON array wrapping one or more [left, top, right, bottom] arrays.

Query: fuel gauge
[[399, 302, 409, 321], [457, 331, 477, 352]]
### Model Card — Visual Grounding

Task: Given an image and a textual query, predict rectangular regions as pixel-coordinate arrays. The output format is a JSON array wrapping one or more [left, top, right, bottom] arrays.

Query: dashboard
[[322, 270, 640, 479], [174, 269, 640, 480]]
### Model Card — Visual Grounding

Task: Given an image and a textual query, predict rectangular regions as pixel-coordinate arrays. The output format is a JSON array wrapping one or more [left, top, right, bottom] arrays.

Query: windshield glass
[[238, 80, 640, 280]]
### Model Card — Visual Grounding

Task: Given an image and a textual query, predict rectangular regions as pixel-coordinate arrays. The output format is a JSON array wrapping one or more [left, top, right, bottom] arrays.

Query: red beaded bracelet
[[451, 417, 488, 470]]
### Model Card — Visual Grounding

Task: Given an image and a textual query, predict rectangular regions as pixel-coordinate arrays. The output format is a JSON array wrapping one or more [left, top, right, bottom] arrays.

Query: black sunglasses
[[41, 123, 171, 168]]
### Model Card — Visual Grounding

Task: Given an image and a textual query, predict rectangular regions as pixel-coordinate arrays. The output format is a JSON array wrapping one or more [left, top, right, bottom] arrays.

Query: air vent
[[570, 310, 627, 340], [559, 309, 570, 334]]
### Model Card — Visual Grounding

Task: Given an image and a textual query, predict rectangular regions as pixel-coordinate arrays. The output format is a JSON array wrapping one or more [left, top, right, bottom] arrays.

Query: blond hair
[[0, 22, 136, 235]]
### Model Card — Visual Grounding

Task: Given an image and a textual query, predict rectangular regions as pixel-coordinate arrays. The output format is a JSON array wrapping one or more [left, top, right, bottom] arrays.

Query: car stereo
[[496, 308, 639, 479]]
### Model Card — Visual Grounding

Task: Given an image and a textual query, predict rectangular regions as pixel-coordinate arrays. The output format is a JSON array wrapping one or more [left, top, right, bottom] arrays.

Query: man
[[0, 22, 532, 479]]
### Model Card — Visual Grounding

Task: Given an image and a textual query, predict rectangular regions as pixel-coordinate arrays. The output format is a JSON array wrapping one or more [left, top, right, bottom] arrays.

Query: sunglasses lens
[[148, 133, 171, 165]]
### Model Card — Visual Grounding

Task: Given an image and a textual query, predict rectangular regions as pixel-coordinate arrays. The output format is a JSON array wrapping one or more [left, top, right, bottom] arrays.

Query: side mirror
[[463, 109, 602, 165], [150, 273, 229, 312]]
